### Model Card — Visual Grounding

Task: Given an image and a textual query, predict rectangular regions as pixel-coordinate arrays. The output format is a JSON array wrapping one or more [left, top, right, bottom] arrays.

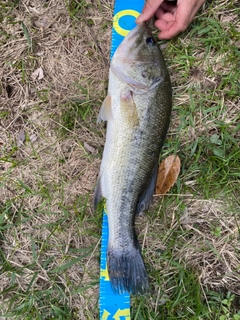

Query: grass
[[0, 0, 239, 319]]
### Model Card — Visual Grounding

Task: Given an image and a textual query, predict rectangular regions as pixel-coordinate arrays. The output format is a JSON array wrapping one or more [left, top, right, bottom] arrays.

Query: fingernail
[[136, 15, 143, 23]]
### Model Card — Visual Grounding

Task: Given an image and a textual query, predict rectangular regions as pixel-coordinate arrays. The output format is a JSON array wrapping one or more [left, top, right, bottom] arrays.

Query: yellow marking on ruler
[[100, 266, 110, 281], [113, 9, 140, 37], [113, 308, 131, 320], [104, 203, 107, 214], [101, 309, 111, 320]]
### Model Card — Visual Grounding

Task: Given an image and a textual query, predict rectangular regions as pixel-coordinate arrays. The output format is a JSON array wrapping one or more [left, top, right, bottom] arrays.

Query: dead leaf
[[30, 133, 38, 143], [33, 16, 48, 29], [17, 130, 26, 147], [84, 142, 96, 154], [31, 67, 44, 80], [155, 155, 181, 195], [35, 51, 44, 57]]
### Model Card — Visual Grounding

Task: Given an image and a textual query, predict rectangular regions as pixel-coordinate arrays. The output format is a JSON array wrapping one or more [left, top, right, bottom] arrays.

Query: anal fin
[[93, 177, 102, 209], [136, 164, 158, 215]]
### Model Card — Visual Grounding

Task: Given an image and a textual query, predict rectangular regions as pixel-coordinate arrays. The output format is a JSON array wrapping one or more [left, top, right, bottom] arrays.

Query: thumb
[[136, 0, 164, 23]]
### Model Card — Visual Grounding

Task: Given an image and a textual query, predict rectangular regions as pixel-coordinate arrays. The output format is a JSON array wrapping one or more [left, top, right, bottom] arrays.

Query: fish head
[[111, 23, 167, 92]]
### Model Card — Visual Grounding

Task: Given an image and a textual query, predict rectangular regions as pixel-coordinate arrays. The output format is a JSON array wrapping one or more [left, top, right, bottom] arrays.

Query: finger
[[155, 7, 165, 20], [156, 1, 200, 39], [156, 12, 175, 23], [176, 0, 206, 23], [136, 0, 164, 23], [156, 17, 189, 39], [155, 19, 171, 31], [160, 1, 177, 13]]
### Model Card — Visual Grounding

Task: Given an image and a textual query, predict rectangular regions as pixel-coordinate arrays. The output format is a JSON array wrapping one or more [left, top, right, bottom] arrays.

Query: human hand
[[136, 0, 206, 40]]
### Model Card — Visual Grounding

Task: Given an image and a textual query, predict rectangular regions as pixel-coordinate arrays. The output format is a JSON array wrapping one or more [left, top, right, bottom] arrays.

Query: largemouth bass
[[94, 23, 172, 295]]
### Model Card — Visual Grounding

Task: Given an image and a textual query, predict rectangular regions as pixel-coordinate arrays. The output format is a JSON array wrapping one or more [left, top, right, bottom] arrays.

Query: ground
[[0, 0, 239, 319]]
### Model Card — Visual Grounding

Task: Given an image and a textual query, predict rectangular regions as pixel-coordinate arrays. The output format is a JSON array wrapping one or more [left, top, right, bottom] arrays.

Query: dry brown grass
[[0, 1, 113, 318], [178, 199, 239, 294]]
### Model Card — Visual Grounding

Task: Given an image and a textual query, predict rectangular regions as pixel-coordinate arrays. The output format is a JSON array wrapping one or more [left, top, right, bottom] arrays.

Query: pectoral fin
[[120, 89, 139, 127], [97, 95, 112, 123]]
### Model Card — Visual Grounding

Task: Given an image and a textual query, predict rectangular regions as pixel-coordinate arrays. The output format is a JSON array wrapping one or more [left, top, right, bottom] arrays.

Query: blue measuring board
[[99, 1, 145, 319]]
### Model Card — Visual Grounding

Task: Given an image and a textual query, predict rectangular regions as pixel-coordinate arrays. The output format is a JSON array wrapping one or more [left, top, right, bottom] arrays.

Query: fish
[[94, 22, 172, 295]]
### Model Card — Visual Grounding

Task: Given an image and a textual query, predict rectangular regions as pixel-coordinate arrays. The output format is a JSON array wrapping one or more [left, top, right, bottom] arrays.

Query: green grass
[[162, 2, 240, 201], [59, 83, 95, 135], [0, 191, 101, 319], [0, 0, 239, 319], [131, 0, 240, 318]]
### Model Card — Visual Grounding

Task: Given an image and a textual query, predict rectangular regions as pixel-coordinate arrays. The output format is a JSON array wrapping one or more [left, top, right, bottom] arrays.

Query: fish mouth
[[116, 23, 150, 54], [125, 22, 148, 41]]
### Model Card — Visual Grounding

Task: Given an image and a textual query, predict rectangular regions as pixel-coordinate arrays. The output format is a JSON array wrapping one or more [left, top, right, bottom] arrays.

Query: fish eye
[[146, 37, 156, 46]]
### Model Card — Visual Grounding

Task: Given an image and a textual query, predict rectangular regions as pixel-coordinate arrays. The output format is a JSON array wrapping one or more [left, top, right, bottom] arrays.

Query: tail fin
[[107, 245, 149, 295]]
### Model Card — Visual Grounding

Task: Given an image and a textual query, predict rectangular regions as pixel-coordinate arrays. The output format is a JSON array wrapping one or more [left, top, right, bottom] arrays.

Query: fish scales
[[95, 23, 172, 295]]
